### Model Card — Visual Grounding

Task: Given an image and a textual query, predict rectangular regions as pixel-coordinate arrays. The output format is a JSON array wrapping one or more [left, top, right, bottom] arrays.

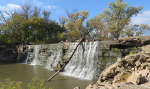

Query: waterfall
[[45, 47, 63, 71], [62, 41, 100, 80], [24, 41, 117, 80], [31, 45, 40, 65], [26, 44, 63, 71]]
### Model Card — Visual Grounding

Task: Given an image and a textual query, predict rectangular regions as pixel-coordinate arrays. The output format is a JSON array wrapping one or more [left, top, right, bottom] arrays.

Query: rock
[[113, 72, 130, 84], [74, 87, 80, 89], [127, 69, 150, 85], [0, 45, 18, 63], [86, 83, 115, 89], [86, 44, 150, 89], [110, 36, 150, 49], [142, 45, 150, 53], [113, 83, 150, 89]]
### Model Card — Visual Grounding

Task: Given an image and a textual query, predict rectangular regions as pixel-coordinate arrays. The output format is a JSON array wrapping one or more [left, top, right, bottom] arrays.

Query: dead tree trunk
[[47, 38, 85, 81]]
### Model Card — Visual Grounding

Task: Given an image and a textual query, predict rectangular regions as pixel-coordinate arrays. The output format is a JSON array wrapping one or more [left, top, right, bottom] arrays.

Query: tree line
[[0, 0, 149, 45]]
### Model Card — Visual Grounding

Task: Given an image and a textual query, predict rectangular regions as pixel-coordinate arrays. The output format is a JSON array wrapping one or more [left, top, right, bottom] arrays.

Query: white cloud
[[0, 0, 57, 12], [0, 3, 21, 18], [7, 4, 21, 9], [0, 1, 59, 20], [0, 1, 57, 16], [132, 10, 150, 26], [0, 3, 21, 12]]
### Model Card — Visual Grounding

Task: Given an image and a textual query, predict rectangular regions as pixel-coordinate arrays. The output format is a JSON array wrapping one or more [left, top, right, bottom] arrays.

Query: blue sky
[[0, 0, 150, 35]]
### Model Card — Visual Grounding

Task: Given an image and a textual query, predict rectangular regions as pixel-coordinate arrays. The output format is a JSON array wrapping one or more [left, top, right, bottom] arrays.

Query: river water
[[0, 41, 119, 89], [0, 64, 91, 89]]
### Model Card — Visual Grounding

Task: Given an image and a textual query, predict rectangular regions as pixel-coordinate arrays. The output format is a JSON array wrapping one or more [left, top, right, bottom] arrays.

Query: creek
[[0, 41, 119, 89]]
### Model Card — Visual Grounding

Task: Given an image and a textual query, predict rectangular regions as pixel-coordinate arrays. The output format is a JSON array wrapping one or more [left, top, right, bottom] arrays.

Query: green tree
[[3, 13, 26, 44], [90, 0, 142, 40], [59, 16, 67, 28], [32, 7, 40, 18], [87, 14, 108, 40], [104, 0, 142, 39], [21, 3, 31, 19], [0, 4, 65, 45], [64, 11, 88, 41], [123, 24, 150, 37], [42, 10, 51, 22]]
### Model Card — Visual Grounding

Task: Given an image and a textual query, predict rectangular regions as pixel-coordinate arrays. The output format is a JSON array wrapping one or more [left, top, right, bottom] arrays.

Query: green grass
[[0, 78, 51, 89]]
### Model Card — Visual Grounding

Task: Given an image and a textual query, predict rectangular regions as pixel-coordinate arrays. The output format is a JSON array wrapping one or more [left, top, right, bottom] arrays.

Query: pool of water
[[0, 64, 91, 89]]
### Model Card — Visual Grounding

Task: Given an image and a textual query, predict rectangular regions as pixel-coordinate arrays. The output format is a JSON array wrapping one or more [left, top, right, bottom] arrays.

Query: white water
[[26, 44, 63, 71], [62, 41, 100, 80], [31, 45, 40, 65], [45, 48, 63, 71], [25, 42, 100, 80]]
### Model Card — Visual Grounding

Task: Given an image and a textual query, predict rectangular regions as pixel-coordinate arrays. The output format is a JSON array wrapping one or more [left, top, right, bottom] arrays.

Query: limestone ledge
[[86, 44, 150, 89]]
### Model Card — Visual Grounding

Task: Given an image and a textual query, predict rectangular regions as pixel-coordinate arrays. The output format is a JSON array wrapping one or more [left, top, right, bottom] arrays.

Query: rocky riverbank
[[86, 44, 150, 89], [110, 36, 150, 49]]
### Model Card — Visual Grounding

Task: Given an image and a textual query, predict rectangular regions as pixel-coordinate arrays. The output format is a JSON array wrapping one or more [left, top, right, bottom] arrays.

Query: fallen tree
[[47, 38, 85, 81]]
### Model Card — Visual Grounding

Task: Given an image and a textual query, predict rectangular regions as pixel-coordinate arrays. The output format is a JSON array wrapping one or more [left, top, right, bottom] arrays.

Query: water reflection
[[0, 64, 91, 89]]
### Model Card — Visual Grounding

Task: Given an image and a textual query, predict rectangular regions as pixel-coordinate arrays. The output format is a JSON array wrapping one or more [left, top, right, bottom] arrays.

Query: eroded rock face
[[86, 45, 150, 89], [110, 36, 150, 49]]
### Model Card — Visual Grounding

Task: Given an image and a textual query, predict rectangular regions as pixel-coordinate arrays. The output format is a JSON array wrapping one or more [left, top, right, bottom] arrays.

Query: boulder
[[74, 87, 80, 89], [86, 44, 150, 89]]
